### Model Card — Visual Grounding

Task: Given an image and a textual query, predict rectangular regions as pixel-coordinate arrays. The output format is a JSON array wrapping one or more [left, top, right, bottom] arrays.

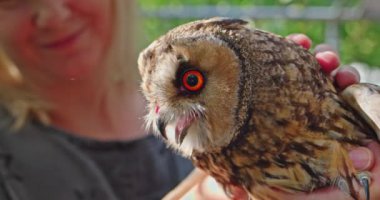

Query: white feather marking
[[145, 102, 211, 157]]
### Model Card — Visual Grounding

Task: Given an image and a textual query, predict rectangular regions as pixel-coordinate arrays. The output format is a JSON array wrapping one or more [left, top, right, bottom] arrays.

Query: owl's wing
[[340, 83, 380, 141]]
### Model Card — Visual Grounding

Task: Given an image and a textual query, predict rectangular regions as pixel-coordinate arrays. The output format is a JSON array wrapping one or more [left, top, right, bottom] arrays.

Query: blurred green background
[[138, 0, 380, 68]]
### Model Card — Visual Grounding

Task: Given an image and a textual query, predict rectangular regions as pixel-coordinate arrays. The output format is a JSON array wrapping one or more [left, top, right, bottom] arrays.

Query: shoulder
[[0, 107, 16, 133], [0, 108, 119, 200]]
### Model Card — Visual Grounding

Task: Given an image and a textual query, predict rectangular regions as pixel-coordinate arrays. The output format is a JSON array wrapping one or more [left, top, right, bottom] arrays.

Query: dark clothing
[[59, 132, 193, 200], [0, 109, 193, 200]]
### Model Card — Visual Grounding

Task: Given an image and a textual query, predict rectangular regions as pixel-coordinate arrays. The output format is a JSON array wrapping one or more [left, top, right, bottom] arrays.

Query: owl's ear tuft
[[205, 17, 248, 30]]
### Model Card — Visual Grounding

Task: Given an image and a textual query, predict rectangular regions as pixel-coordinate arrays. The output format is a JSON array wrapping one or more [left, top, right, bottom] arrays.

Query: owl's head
[[138, 19, 246, 156]]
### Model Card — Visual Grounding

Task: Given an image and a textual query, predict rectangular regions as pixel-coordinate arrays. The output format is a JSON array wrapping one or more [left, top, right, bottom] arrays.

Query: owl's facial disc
[[140, 38, 241, 155]]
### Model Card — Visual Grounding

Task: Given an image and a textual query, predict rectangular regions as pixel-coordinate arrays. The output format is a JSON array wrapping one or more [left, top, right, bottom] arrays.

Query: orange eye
[[182, 70, 204, 92]]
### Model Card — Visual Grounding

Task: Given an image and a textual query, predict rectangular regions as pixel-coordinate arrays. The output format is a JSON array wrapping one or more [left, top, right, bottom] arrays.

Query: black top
[[0, 109, 193, 200], [59, 132, 193, 200]]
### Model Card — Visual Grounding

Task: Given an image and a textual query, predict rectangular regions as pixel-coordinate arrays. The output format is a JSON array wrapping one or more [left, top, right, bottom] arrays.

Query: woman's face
[[0, 0, 113, 83]]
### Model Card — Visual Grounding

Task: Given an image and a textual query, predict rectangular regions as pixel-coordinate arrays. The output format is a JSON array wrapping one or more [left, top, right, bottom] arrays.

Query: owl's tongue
[[175, 116, 195, 144]]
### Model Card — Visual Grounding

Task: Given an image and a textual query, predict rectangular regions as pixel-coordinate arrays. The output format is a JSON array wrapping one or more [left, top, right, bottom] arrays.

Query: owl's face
[[138, 36, 240, 156]]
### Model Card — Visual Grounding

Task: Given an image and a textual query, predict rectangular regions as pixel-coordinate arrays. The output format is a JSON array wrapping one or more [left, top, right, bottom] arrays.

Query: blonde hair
[[107, 0, 138, 82], [0, 0, 137, 129]]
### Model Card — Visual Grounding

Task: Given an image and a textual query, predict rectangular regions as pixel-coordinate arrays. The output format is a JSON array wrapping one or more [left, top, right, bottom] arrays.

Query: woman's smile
[[39, 26, 86, 50]]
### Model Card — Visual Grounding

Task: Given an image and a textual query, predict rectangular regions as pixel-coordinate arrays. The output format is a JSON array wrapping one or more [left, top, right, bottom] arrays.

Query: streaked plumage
[[138, 17, 380, 200]]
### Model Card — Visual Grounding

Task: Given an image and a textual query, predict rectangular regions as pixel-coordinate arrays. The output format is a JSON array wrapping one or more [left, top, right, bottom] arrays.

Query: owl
[[138, 17, 380, 200]]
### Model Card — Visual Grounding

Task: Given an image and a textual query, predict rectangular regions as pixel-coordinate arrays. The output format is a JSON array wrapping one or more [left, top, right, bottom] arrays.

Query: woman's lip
[[40, 28, 84, 49]]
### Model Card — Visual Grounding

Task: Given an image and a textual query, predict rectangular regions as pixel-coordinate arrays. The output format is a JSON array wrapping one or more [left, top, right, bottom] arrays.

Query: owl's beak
[[157, 118, 168, 140], [175, 115, 196, 145]]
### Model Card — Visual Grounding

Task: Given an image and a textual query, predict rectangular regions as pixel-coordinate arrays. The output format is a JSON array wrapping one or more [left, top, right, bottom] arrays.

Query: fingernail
[[316, 51, 339, 64], [349, 148, 371, 170], [316, 51, 339, 74], [292, 34, 311, 49], [339, 66, 360, 80], [335, 67, 360, 89]]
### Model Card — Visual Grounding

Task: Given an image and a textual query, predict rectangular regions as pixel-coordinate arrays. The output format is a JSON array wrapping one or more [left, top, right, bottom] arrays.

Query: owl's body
[[138, 18, 378, 200]]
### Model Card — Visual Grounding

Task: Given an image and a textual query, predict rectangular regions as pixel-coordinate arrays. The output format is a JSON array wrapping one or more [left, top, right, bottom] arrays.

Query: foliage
[[138, 0, 380, 67]]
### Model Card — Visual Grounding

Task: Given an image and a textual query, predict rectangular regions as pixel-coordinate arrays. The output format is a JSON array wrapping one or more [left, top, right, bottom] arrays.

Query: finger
[[358, 142, 380, 200], [229, 186, 248, 200], [366, 142, 380, 156], [368, 142, 380, 199], [269, 187, 349, 200], [334, 66, 360, 90], [286, 34, 312, 50], [316, 51, 340, 74], [349, 147, 375, 171], [195, 176, 230, 200]]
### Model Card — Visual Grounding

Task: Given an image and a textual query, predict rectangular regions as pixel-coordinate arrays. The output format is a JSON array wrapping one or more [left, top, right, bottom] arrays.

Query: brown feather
[[138, 17, 378, 200]]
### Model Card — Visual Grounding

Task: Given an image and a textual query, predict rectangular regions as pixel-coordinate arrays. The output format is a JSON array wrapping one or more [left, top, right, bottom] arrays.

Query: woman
[[0, 0, 377, 199], [0, 1, 193, 199]]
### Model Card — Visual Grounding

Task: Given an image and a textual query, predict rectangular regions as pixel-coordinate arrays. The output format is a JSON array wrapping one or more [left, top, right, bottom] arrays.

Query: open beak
[[175, 125, 190, 145], [157, 118, 167, 140], [174, 115, 196, 145], [156, 113, 200, 145]]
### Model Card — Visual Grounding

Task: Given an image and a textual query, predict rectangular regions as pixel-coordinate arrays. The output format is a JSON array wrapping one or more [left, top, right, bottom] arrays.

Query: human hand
[[224, 146, 378, 200], [265, 142, 379, 200]]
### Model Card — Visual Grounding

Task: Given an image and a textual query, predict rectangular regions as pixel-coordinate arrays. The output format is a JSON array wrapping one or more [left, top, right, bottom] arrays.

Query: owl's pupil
[[186, 74, 198, 86], [180, 69, 204, 92]]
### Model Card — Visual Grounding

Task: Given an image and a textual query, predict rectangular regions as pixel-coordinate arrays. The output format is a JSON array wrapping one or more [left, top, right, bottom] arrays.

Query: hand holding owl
[[139, 18, 380, 200], [274, 143, 379, 200]]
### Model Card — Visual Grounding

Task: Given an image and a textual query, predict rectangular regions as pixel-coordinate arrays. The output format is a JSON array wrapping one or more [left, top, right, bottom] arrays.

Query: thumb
[[349, 146, 375, 171]]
